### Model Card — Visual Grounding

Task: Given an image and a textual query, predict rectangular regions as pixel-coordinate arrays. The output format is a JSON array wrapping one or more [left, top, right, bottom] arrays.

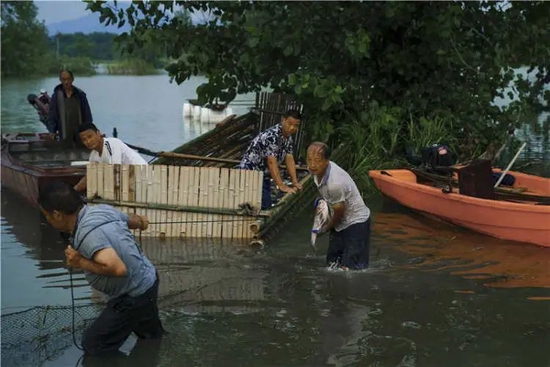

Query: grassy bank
[[105, 59, 161, 75]]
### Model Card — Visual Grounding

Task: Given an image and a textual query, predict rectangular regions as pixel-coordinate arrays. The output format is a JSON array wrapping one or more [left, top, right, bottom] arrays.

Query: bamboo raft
[[85, 93, 325, 244]]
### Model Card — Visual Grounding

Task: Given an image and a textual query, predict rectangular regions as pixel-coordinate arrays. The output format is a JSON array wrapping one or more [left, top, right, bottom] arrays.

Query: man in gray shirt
[[38, 182, 163, 355], [307, 142, 371, 269]]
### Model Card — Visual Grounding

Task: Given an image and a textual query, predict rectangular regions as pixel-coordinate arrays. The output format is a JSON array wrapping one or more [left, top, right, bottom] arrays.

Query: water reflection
[[1, 191, 91, 310]]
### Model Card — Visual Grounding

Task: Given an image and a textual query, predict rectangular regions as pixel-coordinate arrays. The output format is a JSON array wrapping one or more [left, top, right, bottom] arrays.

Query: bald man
[[307, 142, 371, 270], [49, 69, 93, 145]]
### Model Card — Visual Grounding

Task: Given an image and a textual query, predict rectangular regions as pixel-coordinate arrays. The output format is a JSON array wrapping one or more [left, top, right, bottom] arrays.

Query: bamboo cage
[[86, 163, 263, 240], [86, 92, 324, 245]]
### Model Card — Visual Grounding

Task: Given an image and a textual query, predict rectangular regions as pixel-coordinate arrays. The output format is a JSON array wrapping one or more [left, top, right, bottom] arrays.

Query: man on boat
[[49, 70, 93, 146], [239, 109, 303, 210], [307, 142, 371, 270], [73, 123, 148, 192], [38, 181, 164, 356]]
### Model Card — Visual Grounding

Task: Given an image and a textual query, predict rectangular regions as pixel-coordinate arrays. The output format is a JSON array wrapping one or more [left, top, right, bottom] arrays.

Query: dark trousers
[[82, 274, 164, 356], [327, 217, 371, 270], [261, 177, 272, 210]]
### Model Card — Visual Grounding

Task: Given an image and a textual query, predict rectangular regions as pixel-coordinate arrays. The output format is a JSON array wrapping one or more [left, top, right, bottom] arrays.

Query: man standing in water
[[49, 69, 93, 145], [307, 142, 371, 270], [38, 181, 164, 355], [239, 109, 303, 210]]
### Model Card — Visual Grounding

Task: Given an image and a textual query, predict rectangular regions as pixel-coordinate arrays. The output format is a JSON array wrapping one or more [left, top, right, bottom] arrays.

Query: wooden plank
[[114, 164, 121, 201], [188, 167, 200, 237], [122, 165, 130, 202], [252, 170, 262, 211], [167, 165, 179, 238], [198, 167, 210, 238], [140, 166, 148, 235], [97, 163, 105, 198], [219, 168, 230, 238], [208, 167, 218, 238], [177, 166, 189, 238], [230, 168, 241, 239], [160, 165, 168, 238], [87, 163, 97, 199], [242, 169, 253, 240], [104, 164, 115, 200], [128, 165, 136, 202], [146, 166, 155, 236]]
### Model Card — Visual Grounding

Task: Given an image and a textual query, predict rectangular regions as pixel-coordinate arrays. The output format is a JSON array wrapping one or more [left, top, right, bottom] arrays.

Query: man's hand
[[65, 245, 83, 269], [292, 181, 303, 190], [317, 225, 330, 237], [279, 185, 297, 194], [139, 215, 149, 231]]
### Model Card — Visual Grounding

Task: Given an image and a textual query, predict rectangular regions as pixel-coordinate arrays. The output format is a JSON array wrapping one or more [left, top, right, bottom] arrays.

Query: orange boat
[[369, 166, 550, 248]]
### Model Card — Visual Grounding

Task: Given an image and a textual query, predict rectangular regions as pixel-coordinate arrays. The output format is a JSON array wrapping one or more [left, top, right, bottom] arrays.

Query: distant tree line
[[1, 1, 167, 77]]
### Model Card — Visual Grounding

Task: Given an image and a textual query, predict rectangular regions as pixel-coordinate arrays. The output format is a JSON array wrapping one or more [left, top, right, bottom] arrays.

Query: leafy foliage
[[89, 1, 550, 161], [1, 1, 50, 77]]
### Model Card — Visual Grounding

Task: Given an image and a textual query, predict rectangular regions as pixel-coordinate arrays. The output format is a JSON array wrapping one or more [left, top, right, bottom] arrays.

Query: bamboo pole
[[87, 198, 271, 217], [494, 142, 527, 188], [155, 151, 310, 172], [254, 145, 347, 240]]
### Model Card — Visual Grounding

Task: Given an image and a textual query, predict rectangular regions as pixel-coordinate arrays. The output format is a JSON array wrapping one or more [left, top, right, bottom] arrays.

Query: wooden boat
[[1, 133, 89, 206], [369, 166, 550, 247]]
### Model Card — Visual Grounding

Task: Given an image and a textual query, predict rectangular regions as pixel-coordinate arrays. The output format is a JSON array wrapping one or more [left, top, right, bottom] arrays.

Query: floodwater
[[2, 74, 550, 367]]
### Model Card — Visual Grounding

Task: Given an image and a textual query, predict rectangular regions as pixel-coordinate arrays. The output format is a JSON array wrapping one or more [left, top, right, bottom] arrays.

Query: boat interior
[[4, 133, 89, 169], [380, 159, 549, 205]]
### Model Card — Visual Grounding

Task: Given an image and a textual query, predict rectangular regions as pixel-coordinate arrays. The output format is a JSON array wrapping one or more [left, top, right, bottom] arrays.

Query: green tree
[[88, 1, 550, 158], [1, 1, 51, 77]]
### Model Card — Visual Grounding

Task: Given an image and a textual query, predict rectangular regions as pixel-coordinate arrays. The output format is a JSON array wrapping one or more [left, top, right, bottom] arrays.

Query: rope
[[148, 218, 258, 225], [68, 269, 84, 351]]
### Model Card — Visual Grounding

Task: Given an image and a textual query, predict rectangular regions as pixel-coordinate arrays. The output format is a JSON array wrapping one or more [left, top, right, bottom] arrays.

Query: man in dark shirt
[[49, 70, 93, 146], [239, 109, 302, 209]]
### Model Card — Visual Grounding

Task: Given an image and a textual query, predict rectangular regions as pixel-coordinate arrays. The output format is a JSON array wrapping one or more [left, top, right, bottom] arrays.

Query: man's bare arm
[[127, 214, 149, 230], [284, 154, 299, 186], [66, 246, 127, 276], [74, 175, 87, 192], [267, 156, 296, 193], [324, 202, 345, 232]]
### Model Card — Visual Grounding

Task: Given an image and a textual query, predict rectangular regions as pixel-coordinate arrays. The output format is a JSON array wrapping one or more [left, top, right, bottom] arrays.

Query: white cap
[[40, 89, 46, 94]]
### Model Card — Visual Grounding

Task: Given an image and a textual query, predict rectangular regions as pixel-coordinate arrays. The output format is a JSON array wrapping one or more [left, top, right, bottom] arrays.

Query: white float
[[183, 102, 235, 123]]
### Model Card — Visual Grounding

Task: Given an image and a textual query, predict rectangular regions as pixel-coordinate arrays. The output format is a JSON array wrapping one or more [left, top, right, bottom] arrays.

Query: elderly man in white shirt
[[73, 122, 147, 192], [307, 141, 371, 270]]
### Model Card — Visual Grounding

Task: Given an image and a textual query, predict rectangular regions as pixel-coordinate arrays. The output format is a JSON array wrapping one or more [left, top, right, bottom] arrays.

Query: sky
[[35, 0, 92, 25], [35, 0, 209, 27]]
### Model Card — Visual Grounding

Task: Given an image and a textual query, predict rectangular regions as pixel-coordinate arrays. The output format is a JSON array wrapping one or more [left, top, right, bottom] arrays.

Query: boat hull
[[369, 170, 550, 247], [1, 133, 88, 206]]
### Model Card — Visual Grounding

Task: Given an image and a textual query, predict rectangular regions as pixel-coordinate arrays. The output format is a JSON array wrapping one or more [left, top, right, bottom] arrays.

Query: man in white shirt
[[307, 142, 371, 270], [74, 123, 147, 192]]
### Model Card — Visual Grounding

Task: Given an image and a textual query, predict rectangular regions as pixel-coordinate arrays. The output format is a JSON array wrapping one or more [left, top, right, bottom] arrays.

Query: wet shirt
[[239, 124, 293, 172], [73, 205, 156, 300], [89, 138, 148, 165], [314, 161, 370, 232]]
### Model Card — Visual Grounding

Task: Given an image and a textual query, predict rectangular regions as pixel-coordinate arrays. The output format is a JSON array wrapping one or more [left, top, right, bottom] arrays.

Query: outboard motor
[[421, 143, 456, 174], [406, 143, 456, 175], [27, 91, 55, 133]]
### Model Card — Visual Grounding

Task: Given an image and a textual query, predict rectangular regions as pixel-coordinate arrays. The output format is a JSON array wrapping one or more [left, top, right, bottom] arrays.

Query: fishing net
[[1, 304, 101, 366]]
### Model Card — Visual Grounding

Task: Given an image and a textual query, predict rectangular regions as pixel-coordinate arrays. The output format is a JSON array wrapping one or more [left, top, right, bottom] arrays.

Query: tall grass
[[106, 59, 160, 75], [334, 104, 457, 197], [405, 114, 457, 158], [336, 104, 405, 196]]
